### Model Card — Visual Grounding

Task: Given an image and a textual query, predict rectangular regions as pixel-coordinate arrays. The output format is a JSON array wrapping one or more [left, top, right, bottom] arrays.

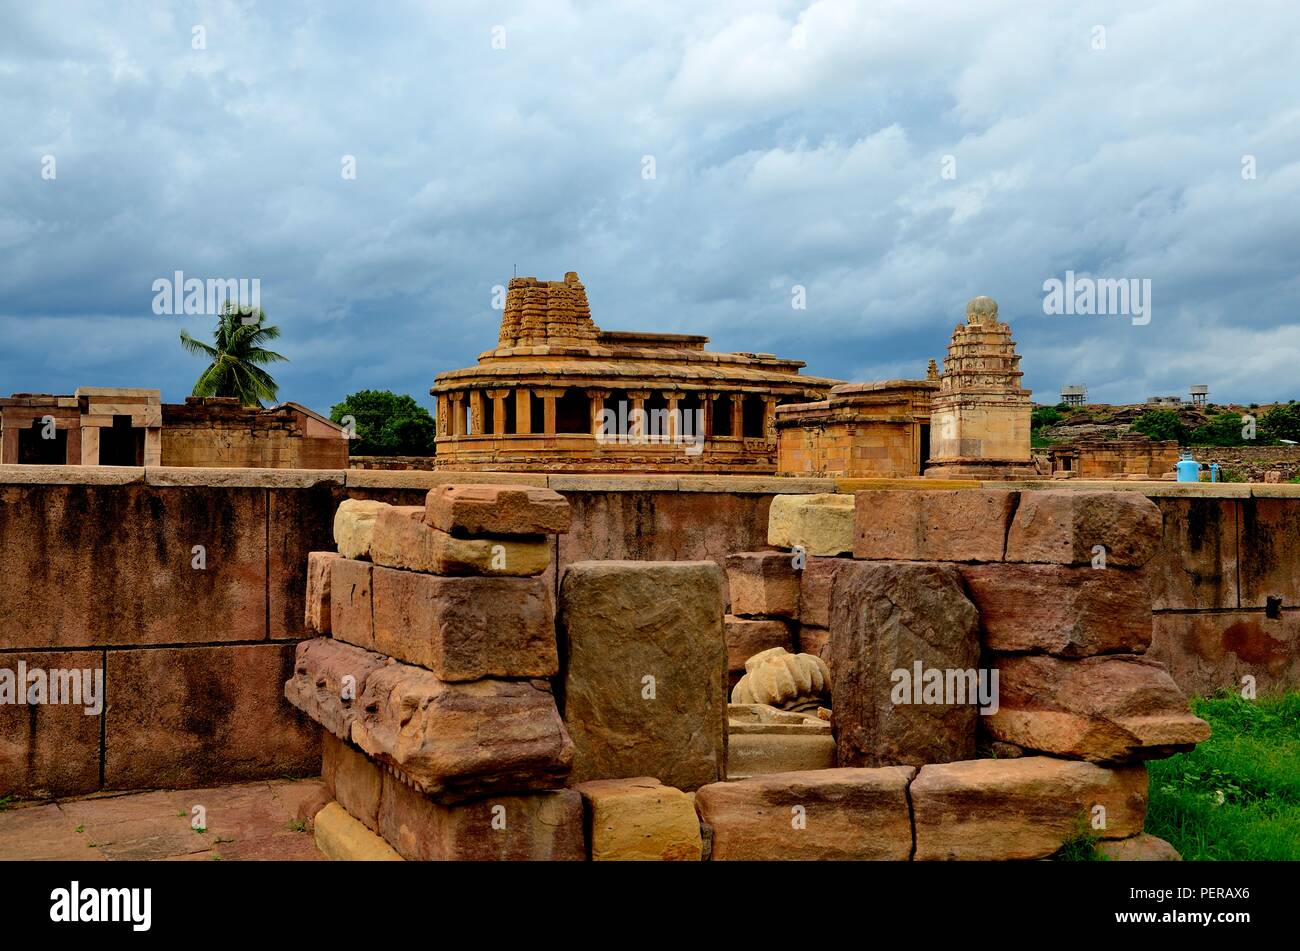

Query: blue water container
[[1210, 463, 1221, 483], [1176, 452, 1201, 483]]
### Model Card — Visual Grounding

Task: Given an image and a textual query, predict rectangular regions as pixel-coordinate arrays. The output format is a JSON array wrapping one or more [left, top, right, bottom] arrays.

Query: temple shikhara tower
[[924, 295, 1035, 479], [433, 272, 838, 473]]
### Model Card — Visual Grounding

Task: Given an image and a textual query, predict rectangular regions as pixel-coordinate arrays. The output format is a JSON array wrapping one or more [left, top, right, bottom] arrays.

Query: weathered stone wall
[[161, 398, 348, 470], [3, 466, 1297, 802]]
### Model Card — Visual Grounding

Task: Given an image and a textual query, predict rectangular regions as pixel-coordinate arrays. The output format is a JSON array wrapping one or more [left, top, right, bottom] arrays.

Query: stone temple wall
[[1, 465, 1297, 808]]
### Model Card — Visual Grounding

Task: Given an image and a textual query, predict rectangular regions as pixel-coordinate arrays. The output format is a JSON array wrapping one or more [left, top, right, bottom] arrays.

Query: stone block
[[107, 643, 319, 790], [766, 493, 855, 556], [959, 563, 1153, 656], [269, 483, 346, 639], [724, 616, 792, 688], [314, 802, 403, 861], [725, 551, 800, 618], [426, 483, 570, 536], [726, 706, 835, 779], [695, 767, 915, 861], [283, 637, 393, 740], [1149, 611, 1300, 698], [1005, 490, 1162, 567], [321, 732, 382, 832], [0, 650, 104, 798], [351, 662, 573, 801], [986, 654, 1210, 762], [370, 567, 557, 680], [330, 558, 374, 651], [798, 556, 846, 628], [576, 777, 702, 861], [305, 551, 341, 634], [853, 489, 1018, 562], [370, 505, 549, 576], [378, 772, 584, 861], [333, 499, 390, 559], [1146, 498, 1238, 610], [829, 561, 981, 767], [1239, 497, 1300, 608], [559, 561, 727, 791], [911, 757, 1148, 860], [1095, 832, 1181, 861]]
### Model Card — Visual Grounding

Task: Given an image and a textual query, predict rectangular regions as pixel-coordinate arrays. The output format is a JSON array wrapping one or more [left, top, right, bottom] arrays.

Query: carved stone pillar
[[515, 389, 532, 435], [730, 394, 744, 438], [626, 390, 651, 441], [449, 393, 466, 436], [763, 396, 779, 442], [486, 388, 510, 436], [586, 389, 611, 439], [534, 388, 565, 436], [664, 392, 682, 441], [469, 391, 485, 437]]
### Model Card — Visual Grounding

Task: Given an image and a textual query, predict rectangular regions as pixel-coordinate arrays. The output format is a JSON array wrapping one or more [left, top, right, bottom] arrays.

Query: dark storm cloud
[[1, 0, 1297, 413]]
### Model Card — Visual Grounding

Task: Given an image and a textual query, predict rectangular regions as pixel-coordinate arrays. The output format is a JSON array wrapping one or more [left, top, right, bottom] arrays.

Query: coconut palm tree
[[180, 303, 288, 407]]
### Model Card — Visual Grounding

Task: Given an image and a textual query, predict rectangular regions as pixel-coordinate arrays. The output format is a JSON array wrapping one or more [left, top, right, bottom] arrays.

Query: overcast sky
[[2, 0, 1297, 414]]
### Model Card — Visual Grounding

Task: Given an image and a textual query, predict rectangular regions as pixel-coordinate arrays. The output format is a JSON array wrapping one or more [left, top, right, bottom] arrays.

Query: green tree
[[1032, 406, 1063, 430], [179, 303, 287, 407], [1260, 403, 1300, 443], [1189, 412, 1249, 447], [330, 390, 436, 455], [1131, 409, 1188, 444]]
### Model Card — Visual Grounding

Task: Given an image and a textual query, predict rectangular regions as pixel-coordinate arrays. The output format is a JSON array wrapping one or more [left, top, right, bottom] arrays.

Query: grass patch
[[1146, 692, 1300, 860]]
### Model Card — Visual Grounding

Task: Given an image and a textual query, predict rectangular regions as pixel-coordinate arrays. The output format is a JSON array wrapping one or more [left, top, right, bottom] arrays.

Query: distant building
[[1060, 384, 1087, 406], [1189, 385, 1209, 405], [1146, 395, 1184, 408]]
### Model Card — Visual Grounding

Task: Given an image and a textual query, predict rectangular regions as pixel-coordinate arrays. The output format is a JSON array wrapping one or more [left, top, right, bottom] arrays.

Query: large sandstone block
[[1005, 491, 1161, 567], [853, 489, 1018, 562], [911, 757, 1148, 860], [1239, 497, 1300, 607], [959, 563, 1153, 656], [695, 767, 915, 861], [798, 556, 847, 628], [724, 616, 792, 689], [830, 561, 981, 767], [305, 551, 341, 634], [986, 654, 1211, 762], [0, 650, 104, 799], [330, 557, 375, 651], [426, 483, 570, 536], [107, 643, 319, 790], [371, 505, 549, 576], [767, 493, 855, 556], [371, 567, 556, 680], [283, 637, 393, 740], [351, 662, 573, 801], [725, 551, 800, 618], [1150, 611, 1300, 697], [378, 772, 584, 861], [559, 561, 727, 791], [1146, 498, 1238, 610], [333, 499, 391, 559], [314, 802, 403, 861], [576, 777, 702, 861], [321, 732, 383, 832]]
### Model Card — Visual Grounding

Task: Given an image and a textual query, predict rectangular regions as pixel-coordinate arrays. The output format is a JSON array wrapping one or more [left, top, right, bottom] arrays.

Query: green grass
[[1145, 692, 1300, 860]]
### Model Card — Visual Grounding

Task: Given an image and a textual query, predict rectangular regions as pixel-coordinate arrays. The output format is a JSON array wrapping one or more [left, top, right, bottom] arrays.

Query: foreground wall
[[1, 466, 1296, 800]]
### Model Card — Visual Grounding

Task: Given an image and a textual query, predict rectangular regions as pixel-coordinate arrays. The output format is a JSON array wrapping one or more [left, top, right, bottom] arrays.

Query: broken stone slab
[[284, 637, 394, 741], [695, 766, 915, 861], [986, 654, 1211, 762], [830, 560, 981, 767], [425, 483, 571, 536], [766, 493, 855, 556], [378, 772, 584, 861], [350, 662, 574, 802], [321, 731, 382, 832], [314, 801, 403, 861], [726, 704, 835, 780], [333, 499, 391, 559], [559, 561, 727, 791], [305, 551, 340, 634], [1005, 490, 1162, 568], [911, 757, 1148, 860], [576, 777, 703, 861], [1094, 832, 1182, 861], [725, 551, 800, 618], [370, 567, 557, 681], [724, 616, 792, 689], [853, 489, 1018, 562], [370, 505, 549, 576], [959, 563, 1153, 656], [330, 558, 375, 651]]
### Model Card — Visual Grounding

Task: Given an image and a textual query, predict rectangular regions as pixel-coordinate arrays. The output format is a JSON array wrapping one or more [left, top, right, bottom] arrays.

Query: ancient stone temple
[[925, 296, 1035, 479], [433, 272, 839, 473]]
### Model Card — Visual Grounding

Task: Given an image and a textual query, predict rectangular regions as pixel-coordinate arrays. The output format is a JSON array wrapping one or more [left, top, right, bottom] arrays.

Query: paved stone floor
[[0, 779, 329, 861]]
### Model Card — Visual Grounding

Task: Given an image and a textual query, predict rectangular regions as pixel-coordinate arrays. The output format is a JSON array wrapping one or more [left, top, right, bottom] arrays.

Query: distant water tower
[[1061, 384, 1087, 406], [1190, 385, 1209, 405]]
